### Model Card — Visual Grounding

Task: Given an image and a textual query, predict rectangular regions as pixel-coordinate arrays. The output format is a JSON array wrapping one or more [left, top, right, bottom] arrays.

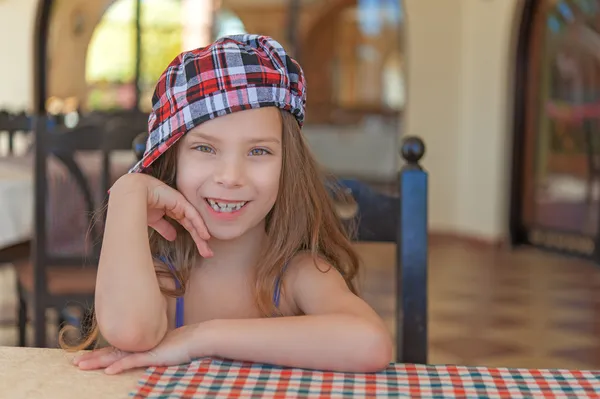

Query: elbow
[[96, 313, 165, 352], [355, 325, 394, 373], [102, 328, 161, 353]]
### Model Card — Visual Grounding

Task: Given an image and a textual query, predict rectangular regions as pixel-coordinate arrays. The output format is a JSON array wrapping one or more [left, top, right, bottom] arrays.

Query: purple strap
[[273, 275, 282, 308], [162, 257, 185, 328], [175, 296, 185, 329]]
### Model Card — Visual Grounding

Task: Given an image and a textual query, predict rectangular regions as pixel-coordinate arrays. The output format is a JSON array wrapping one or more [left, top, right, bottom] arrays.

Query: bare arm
[[95, 173, 211, 352], [198, 255, 393, 372], [95, 175, 167, 352], [76, 254, 391, 374]]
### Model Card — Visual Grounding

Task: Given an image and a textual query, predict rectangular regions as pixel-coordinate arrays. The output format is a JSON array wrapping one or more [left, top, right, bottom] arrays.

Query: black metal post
[[396, 136, 428, 364], [32, 115, 49, 347]]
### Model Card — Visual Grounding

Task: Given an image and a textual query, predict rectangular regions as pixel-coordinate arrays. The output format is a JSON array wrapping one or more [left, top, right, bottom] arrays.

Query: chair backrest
[[0, 110, 34, 156], [32, 116, 134, 297], [33, 118, 104, 266], [94, 111, 149, 202]]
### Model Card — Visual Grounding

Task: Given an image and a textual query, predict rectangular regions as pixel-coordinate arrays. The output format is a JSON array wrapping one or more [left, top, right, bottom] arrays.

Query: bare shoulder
[[282, 252, 389, 341], [282, 252, 357, 315], [285, 252, 349, 292]]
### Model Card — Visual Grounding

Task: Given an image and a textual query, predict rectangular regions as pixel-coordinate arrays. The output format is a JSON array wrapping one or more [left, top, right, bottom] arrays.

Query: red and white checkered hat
[[129, 34, 306, 174]]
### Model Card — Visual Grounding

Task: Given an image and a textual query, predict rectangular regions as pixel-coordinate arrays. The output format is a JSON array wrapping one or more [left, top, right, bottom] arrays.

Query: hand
[[74, 325, 203, 375], [112, 174, 212, 257]]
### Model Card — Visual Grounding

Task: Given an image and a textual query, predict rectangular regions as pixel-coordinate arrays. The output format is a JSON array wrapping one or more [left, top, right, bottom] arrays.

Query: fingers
[[104, 352, 155, 375], [72, 346, 113, 365], [196, 240, 213, 258], [176, 215, 213, 258], [165, 199, 213, 258], [180, 203, 210, 241], [74, 347, 130, 370], [151, 185, 213, 257], [150, 218, 178, 241]]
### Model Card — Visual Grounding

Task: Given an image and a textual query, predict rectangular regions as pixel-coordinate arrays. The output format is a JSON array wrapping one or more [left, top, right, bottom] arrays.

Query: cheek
[[254, 163, 281, 202], [175, 174, 195, 203], [175, 161, 208, 200]]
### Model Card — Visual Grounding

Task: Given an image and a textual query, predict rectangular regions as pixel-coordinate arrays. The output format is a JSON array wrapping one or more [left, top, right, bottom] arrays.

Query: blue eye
[[194, 145, 215, 154], [249, 148, 270, 156]]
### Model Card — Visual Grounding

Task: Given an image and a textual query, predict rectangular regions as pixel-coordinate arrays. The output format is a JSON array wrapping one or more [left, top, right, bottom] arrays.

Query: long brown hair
[[59, 109, 360, 350]]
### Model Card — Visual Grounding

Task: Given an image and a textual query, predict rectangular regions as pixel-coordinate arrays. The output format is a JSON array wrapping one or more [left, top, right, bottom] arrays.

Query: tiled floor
[[1, 238, 600, 370]]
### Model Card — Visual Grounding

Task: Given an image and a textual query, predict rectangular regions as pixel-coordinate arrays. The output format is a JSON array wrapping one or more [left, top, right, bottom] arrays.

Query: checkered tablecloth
[[130, 357, 600, 398]]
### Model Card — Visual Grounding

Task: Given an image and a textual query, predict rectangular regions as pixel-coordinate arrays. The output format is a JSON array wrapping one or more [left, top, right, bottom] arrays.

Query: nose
[[213, 156, 244, 188]]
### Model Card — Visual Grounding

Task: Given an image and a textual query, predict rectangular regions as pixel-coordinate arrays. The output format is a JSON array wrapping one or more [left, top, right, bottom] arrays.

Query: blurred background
[[0, 0, 599, 370]]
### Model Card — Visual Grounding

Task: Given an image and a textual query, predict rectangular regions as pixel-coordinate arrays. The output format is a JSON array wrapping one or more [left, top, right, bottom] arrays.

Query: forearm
[[95, 180, 166, 351], [199, 315, 393, 373]]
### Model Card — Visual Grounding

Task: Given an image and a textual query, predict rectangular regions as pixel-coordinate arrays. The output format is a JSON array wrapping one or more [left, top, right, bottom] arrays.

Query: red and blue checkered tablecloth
[[130, 357, 600, 398]]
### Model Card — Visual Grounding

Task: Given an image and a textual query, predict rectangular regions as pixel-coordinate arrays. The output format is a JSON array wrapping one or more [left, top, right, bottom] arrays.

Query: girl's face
[[176, 107, 283, 241]]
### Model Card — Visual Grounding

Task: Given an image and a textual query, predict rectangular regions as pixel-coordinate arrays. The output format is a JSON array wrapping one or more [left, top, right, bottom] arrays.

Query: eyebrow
[[188, 131, 281, 144]]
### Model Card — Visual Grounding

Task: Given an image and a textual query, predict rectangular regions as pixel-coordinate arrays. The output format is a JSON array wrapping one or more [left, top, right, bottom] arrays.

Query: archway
[[510, 0, 600, 259], [300, 0, 405, 126], [34, 0, 214, 115], [35, 0, 405, 120], [294, 0, 405, 188]]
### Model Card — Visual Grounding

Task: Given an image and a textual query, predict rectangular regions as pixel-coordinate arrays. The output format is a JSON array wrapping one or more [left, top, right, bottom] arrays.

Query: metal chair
[[0, 110, 32, 156], [15, 117, 129, 347]]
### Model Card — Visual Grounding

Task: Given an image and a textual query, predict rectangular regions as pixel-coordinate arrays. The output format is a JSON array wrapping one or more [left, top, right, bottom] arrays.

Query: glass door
[[518, 0, 600, 257]]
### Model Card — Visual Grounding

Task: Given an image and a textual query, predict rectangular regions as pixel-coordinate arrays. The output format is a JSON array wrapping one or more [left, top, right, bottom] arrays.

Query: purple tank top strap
[[273, 261, 290, 309], [273, 278, 282, 308], [161, 256, 185, 329]]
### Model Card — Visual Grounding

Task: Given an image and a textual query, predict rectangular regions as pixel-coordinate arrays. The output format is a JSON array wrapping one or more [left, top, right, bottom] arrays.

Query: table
[[2, 346, 599, 398], [133, 359, 600, 398], [0, 346, 143, 398], [0, 158, 32, 249]]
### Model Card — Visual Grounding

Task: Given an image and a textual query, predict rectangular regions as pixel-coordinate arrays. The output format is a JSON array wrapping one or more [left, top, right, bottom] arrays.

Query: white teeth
[[207, 199, 247, 213]]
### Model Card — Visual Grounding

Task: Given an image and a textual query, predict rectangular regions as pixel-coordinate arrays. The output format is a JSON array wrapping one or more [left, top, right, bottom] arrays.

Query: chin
[[206, 225, 249, 241]]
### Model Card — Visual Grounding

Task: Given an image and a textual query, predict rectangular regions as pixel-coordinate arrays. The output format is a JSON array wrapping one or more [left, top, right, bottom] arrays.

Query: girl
[[64, 34, 392, 375]]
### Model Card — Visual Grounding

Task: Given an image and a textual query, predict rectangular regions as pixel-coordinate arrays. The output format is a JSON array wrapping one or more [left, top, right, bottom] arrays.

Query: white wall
[[402, 0, 465, 233], [457, 0, 519, 241], [403, 0, 521, 242], [0, 0, 38, 111]]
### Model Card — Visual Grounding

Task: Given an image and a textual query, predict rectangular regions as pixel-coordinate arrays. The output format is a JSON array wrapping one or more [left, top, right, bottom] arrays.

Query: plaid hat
[[129, 34, 306, 174]]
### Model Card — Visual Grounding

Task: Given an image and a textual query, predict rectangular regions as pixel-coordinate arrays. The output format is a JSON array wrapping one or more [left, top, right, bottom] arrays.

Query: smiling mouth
[[205, 198, 249, 213]]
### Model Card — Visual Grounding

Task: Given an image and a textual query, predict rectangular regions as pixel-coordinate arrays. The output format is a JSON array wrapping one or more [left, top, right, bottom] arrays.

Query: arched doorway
[[34, 0, 214, 115], [293, 0, 405, 187], [511, 0, 600, 259], [300, 0, 405, 127]]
